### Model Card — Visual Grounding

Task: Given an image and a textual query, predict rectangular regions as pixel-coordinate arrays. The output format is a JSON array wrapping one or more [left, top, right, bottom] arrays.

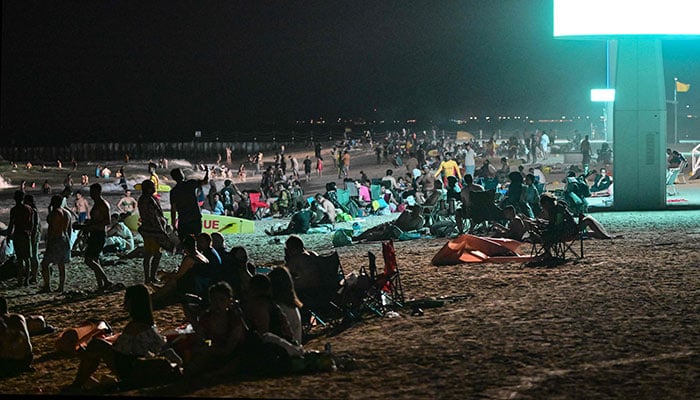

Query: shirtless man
[[80, 183, 115, 292], [116, 189, 138, 217], [456, 174, 485, 234], [72, 191, 90, 224], [40, 195, 73, 293], [3, 191, 35, 287]]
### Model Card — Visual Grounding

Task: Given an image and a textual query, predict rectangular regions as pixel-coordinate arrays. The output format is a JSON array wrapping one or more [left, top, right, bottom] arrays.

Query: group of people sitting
[[60, 232, 338, 392]]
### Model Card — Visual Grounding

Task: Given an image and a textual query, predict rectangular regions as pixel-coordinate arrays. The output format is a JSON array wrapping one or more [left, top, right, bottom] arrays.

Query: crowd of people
[[0, 132, 624, 391]]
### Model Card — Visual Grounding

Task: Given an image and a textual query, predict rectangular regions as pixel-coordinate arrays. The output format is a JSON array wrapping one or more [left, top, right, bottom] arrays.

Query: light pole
[[674, 77, 679, 144]]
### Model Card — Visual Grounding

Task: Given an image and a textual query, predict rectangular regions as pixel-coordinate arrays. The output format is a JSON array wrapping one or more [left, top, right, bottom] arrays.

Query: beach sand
[[0, 146, 698, 399]]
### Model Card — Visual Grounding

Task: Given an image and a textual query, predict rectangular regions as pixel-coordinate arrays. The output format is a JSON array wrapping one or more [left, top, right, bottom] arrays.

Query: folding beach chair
[[360, 240, 404, 316], [666, 167, 681, 196], [525, 214, 584, 265], [249, 191, 270, 219], [420, 190, 442, 226], [297, 251, 350, 332], [467, 189, 504, 235]]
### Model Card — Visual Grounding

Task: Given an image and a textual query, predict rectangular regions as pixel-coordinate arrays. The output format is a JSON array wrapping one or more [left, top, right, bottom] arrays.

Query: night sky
[[2, 0, 699, 144]]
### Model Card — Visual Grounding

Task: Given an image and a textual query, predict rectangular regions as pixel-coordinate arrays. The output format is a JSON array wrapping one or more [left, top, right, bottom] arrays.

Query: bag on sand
[[332, 229, 353, 247]]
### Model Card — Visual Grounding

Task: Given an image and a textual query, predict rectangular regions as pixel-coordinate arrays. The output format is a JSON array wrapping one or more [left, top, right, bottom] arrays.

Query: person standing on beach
[[138, 179, 172, 284], [23, 194, 41, 285], [2, 190, 35, 287], [342, 150, 351, 178], [580, 135, 591, 175], [81, 183, 116, 292], [170, 167, 209, 246], [72, 191, 90, 224], [116, 189, 138, 218], [303, 156, 312, 182], [40, 195, 72, 293]]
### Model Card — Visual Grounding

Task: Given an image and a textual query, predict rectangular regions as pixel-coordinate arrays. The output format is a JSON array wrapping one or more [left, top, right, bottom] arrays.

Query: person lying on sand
[[353, 205, 424, 242]]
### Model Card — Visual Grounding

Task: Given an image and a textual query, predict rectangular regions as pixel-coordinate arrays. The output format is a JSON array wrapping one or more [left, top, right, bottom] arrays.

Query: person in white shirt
[[462, 142, 477, 178], [540, 131, 550, 160]]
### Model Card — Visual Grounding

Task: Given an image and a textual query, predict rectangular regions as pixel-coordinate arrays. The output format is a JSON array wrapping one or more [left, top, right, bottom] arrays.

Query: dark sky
[[2, 0, 699, 143]]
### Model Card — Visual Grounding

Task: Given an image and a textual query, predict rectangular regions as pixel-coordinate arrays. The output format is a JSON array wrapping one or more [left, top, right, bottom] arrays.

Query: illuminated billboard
[[591, 89, 616, 102], [554, 0, 700, 38]]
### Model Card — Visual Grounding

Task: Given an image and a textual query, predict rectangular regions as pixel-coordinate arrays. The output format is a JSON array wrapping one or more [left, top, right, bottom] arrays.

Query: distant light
[[554, 0, 700, 37], [591, 88, 616, 102]]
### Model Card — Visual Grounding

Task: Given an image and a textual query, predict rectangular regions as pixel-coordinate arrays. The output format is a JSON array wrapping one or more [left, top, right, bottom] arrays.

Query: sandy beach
[[0, 145, 699, 399]]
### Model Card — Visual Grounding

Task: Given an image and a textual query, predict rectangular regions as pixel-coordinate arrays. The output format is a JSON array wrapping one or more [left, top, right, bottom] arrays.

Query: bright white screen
[[554, 0, 700, 37], [591, 89, 616, 102]]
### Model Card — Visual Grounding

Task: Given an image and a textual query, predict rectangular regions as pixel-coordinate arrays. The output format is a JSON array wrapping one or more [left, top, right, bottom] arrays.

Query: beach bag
[[336, 211, 353, 222], [332, 229, 353, 247]]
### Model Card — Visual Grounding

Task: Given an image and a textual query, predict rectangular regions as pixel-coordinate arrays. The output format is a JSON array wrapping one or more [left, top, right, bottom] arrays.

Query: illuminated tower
[[554, 0, 699, 210]]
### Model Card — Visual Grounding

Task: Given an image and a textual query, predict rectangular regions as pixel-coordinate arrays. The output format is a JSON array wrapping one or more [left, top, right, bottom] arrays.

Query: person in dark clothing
[[169, 168, 209, 246], [264, 202, 313, 236]]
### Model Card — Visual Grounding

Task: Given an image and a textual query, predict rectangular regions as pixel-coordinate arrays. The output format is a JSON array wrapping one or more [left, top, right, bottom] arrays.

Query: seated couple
[[265, 196, 334, 236]]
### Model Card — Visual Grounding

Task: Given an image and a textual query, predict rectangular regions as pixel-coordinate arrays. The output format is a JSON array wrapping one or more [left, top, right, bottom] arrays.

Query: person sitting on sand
[[104, 213, 135, 254], [241, 274, 301, 370], [491, 205, 526, 241], [183, 281, 247, 378], [284, 235, 319, 293], [265, 201, 314, 236], [590, 168, 613, 196], [152, 236, 210, 309], [211, 234, 251, 296], [268, 266, 304, 346], [64, 284, 182, 392], [40, 195, 73, 293], [0, 296, 34, 377], [192, 233, 222, 298]]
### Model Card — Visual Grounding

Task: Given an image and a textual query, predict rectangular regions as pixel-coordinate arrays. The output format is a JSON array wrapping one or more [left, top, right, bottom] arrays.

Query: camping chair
[[525, 215, 584, 265], [297, 251, 351, 332], [467, 189, 504, 235], [335, 188, 355, 216], [370, 184, 383, 201], [360, 240, 405, 316], [420, 190, 442, 226], [677, 160, 689, 185], [666, 167, 681, 196], [248, 191, 270, 219]]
